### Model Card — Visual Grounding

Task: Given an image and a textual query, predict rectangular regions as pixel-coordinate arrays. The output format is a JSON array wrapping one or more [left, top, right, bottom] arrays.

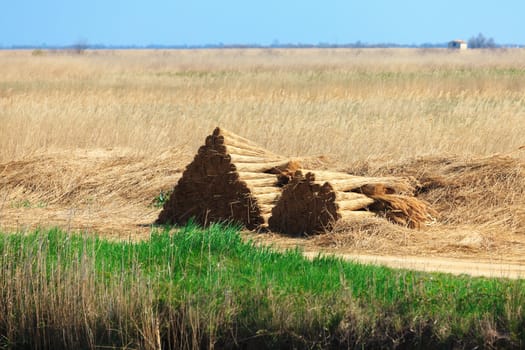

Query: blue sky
[[1, 0, 523, 46]]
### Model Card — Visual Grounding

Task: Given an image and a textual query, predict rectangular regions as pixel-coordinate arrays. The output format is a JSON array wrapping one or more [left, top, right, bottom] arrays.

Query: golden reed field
[[1, 48, 525, 271]]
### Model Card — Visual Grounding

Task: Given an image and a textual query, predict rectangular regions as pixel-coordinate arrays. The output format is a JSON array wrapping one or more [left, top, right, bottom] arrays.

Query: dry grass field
[[1, 48, 525, 271], [1, 48, 525, 162]]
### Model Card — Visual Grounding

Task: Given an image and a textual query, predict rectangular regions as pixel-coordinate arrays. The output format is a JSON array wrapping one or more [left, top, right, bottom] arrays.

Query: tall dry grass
[[1, 48, 524, 164]]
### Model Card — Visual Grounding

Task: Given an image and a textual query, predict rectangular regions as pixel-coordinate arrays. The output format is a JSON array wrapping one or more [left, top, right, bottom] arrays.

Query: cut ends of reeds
[[269, 171, 339, 236], [156, 127, 284, 230]]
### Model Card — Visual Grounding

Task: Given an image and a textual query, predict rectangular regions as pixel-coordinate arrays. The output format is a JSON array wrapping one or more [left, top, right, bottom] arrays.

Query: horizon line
[[2, 41, 524, 50]]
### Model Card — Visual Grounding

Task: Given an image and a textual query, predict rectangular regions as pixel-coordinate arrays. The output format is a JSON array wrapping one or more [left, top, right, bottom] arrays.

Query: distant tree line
[[468, 33, 497, 49], [2, 34, 518, 50]]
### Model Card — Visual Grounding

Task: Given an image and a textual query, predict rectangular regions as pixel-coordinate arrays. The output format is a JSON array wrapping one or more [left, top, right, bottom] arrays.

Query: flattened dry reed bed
[[1, 224, 525, 349], [1, 149, 525, 259], [345, 154, 525, 232]]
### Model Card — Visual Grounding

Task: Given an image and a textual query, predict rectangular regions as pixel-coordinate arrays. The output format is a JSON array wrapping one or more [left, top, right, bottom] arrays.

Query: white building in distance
[[448, 39, 467, 50]]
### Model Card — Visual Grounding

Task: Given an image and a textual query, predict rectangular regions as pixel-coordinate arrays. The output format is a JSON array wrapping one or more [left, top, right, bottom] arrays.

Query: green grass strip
[[1, 223, 524, 349]]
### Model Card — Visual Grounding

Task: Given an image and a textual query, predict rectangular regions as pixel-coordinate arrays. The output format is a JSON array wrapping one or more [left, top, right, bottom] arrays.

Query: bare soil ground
[[2, 148, 525, 278]]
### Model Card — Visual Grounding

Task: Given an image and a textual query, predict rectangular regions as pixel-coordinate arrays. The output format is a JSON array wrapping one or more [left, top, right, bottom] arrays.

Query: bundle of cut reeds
[[156, 127, 293, 229], [157, 127, 436, 234], [269, 170, 434, 235]]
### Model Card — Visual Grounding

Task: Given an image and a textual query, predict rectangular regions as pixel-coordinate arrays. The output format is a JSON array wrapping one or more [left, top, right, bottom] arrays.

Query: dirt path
[[303, 251, 525, 279]]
